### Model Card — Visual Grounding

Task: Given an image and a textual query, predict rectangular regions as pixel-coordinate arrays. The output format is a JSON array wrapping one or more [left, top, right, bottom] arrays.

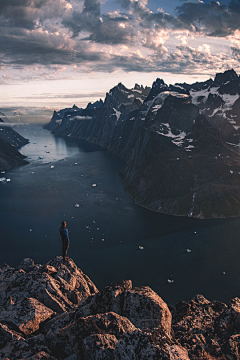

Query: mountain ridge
[[44, 69, 240, 219]]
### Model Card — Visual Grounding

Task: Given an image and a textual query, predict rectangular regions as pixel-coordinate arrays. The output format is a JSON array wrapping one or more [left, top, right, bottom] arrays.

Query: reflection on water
[[15, 124, 103, 163], [1, 124, 240, 306]]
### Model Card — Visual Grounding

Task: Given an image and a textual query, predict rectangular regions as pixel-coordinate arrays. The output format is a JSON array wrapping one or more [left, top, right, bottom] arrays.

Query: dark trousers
[[62, 240, 69, 260]]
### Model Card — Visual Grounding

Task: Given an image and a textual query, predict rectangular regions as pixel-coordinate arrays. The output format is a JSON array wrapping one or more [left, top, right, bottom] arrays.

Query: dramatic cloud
[[0, 0, 240, 81], [175, 0, 240, 36], [0, 0, 71, 29]]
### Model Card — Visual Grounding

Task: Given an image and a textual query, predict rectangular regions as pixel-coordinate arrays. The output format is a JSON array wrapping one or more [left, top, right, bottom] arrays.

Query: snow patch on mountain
[[190, 87, 219, 105], [156, 123, 187, 146], [72, 116, 92, 121], [222, 94, 239, 109], [113, 108, 121, 122]]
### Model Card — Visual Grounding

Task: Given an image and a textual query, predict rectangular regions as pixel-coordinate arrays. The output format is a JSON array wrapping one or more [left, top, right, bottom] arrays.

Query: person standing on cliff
[[59, 221, 70, 262]]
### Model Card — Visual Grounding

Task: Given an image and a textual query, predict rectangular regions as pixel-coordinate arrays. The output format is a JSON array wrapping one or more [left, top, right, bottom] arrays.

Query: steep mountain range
[[0, 115, 29, 170], [44, 70, 240, 219]]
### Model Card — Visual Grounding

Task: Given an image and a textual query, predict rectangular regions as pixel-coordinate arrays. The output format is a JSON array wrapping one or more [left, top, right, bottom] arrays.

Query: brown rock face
[[75, 281, 171, 334], [25, 351, 57, 359], [1, 257, 240, 359], [75, 280, 133, 318], [123, 286, 172, 334], [114, 328, 189, 360], [46, 312, 136, 359], [0, 257, 98, 315], [228, 297, 240, 332], [82, 333, 118, 360], [172, 294, 240, 359], [0, 297, 55, 335]]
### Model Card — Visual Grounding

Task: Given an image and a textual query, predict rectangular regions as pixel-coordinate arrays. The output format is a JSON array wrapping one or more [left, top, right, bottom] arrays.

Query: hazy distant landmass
[[44, 69, 240, 219]]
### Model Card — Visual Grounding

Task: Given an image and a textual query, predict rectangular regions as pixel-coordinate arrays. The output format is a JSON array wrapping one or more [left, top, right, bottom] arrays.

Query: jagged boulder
[[46, 311, 136, 359], [123, 286, 172, 334], [82, 333, 118, 360], [114, 328, 190, 360], [0, 297, 55, 335], [172, 294, 233, 359], [228, 334, 240, 359], [46, 312, 136, 359], [2, 257, 240, 359], [0, 257, 98, 314], [0, 321, 24, 348], [75, 280, 132, 318], [228, 297, 240, 333], [75, 281, 172, 333], [0, 334, 51, 360]]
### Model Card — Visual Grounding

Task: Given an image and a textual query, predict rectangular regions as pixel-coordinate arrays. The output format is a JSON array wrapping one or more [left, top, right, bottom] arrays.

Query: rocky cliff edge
[[0, 257, 239, 359]]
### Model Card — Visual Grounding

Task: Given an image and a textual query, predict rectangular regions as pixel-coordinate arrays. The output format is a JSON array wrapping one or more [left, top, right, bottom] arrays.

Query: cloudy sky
[[1, 0, 240, 121]]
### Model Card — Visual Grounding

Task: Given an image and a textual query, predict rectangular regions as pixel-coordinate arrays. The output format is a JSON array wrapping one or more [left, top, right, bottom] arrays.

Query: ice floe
[[0, 177, 11, 183]]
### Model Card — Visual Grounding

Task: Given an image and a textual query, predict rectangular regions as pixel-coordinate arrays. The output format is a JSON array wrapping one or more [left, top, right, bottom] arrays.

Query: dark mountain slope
[[44, 70, 240, 218]]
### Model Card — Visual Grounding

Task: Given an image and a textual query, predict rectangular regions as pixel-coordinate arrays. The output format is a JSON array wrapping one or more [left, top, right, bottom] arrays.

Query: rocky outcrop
[[1, 257, 240, 359]]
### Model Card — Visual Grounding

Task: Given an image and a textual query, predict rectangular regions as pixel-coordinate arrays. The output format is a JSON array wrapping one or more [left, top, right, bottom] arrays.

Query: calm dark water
[[1, 124, 240, 306]]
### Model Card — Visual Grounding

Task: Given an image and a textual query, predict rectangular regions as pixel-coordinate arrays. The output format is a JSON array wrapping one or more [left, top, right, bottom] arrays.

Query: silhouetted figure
[[59, 221, 70, 262]]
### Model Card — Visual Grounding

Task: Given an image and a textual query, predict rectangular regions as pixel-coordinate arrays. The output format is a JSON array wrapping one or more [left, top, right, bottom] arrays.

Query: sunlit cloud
[[0, 0, 239, 111]]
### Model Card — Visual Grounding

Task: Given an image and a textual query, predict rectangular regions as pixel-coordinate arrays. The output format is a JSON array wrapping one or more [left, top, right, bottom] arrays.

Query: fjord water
[[1, 124, 240, 306]]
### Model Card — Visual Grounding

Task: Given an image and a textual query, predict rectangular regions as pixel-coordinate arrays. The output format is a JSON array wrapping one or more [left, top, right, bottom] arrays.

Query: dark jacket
[[59, 227, 70, 243]]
